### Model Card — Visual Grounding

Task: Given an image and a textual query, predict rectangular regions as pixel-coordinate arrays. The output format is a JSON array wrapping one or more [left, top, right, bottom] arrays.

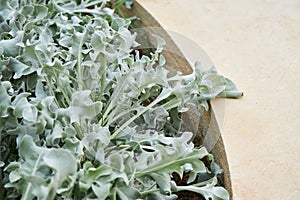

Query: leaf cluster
[[0, 0, 242, 199]]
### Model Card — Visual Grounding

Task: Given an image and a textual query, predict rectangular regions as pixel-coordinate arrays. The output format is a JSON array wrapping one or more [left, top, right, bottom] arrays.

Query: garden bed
[[0, 1, 241, 199]]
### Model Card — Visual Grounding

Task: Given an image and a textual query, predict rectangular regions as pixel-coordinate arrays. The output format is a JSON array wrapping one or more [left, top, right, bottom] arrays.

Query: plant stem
[[76, 31, 86, 91], [114, 0, 126, 11], [35, 51, 60, 107], [101, 73, 130, 125], [50, 66, 84, 87], [135, 154, 199, 178], [161, 94, 192, 111], [73, 122, 83, 140], [110, 89, 172, 139], [22, 149, 45, 200], [51, 69, 71, 106], [83, 0, 105, 8], [140, 188, 160, 197], [74, 9, 106, 15]]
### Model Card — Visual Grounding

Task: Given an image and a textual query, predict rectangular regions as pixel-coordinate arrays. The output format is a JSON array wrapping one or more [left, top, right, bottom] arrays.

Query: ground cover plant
[[0, 0, 242, 199]]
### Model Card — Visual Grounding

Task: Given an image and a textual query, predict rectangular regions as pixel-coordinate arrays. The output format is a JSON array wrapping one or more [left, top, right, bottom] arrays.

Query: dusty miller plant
[[0, 0, 242, 199]]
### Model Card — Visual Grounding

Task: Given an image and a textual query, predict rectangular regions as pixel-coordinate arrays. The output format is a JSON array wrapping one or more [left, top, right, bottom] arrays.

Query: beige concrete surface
[[137, 0, 300, 199]]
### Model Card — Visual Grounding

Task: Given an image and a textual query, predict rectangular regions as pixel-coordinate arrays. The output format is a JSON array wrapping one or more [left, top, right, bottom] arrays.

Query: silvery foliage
[[0, 0, 242, 199]]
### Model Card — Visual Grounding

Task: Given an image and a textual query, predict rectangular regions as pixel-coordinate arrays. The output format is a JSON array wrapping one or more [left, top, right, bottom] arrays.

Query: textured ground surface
[[137, 0, 300, 199]]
